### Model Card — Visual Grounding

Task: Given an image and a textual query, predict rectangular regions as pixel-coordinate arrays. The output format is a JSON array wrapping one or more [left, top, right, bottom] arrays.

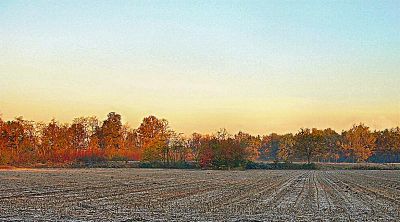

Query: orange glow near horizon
[[1, 1, 399, 135]]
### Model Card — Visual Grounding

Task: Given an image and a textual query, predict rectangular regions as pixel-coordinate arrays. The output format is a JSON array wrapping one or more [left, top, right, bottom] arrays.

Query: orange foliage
[[0, 113, 399, 166]]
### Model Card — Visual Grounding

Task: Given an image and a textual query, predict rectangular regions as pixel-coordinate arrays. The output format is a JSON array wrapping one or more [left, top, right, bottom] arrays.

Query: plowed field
[[0, 169, 399, 221]]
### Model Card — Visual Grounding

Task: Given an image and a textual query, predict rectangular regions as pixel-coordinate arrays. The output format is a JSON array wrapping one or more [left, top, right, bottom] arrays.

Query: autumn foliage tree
[[373, 127, 400, 162], [100, 112, 123, 155], [0, 113, 399, 166], [195, 129, 259, 168], [342, 124, 376, 162], [293, 128, 325, 164], [261, 133, 280, 161], [188, 133, 202, 161], [0, 117, 38, 164], [235, 132, 261, 161], [278, 133, 295, 162], [137, 116, 170, 163], [319, 128, 341, 162]]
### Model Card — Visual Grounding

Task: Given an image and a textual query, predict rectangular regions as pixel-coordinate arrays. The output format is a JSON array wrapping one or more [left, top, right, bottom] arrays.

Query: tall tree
[[72, 116, 99, 149], [318, 128, 341, 162], [40, 119, 71, 162], [168, 132, 189, 163], [188, 133, 202, 161], [197, 135, 214, 168], [374, 127, 400, 162], [262, 133, 280, 161], [68, 123, 87, 150], [278, 133, 295, 162], [100, 112, 123, 151], [0, 117, 38, 164], [235, 132, 261, 161], [342, 124, 376, 162], [294, 128, 323, 164], [137, 116, 170, 162]]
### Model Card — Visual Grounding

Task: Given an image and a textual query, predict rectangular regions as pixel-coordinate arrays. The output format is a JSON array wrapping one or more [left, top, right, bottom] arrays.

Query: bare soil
[[0, 169, 399, 221]]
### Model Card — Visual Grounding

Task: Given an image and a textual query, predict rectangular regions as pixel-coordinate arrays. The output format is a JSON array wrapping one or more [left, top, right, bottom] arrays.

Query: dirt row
[[0, 169, 399, 221]]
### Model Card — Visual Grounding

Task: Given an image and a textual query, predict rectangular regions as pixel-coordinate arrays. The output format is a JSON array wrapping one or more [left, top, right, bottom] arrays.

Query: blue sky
[[0, 0, 399, 134]]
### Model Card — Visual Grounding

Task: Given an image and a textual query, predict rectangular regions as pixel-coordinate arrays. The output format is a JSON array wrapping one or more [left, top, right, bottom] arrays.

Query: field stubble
[[0, 168, 399, 221]]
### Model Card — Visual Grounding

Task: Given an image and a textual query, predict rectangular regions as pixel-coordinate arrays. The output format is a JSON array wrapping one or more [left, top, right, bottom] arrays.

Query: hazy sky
[[1, 0, 399, 135]]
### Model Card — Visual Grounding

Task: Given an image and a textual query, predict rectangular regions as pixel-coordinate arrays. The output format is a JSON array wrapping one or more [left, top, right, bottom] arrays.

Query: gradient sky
[[0, 0, 399, 135]]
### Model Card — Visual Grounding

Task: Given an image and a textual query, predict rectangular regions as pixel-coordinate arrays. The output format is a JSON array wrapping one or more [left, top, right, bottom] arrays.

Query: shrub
[[139, 161, 199, 169], [76, 154, 107, 164], [245, 162, 317, 170]]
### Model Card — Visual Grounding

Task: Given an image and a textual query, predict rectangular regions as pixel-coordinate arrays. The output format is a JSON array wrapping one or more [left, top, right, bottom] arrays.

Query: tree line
[[0, 112, 399, 167]]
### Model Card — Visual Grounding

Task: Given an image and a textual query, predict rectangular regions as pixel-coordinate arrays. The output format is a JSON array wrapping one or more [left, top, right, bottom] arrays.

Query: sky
[[0, 0, 399, 135]]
